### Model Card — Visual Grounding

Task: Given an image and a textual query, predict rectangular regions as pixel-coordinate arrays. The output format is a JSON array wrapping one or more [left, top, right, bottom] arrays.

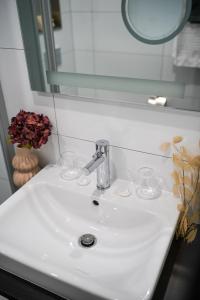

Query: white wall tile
[[0, 49, 29, 119], [72, 13, 93, 50], [33, 134, 60, 167], [59, 0, 70, 13], [59, 135, 173, 191], [0, 143, 9, 180], [0, 0, 23, 49], [163, 40, 174, 56], [0, 49, 57, 134], [54, 96, 200, 156], [93, 13, 163, 55], [75, 51, 94, 73], [57, 50, 75, 73], [93, 0, 121, 12], [94, 52, 162, 80], [31, 92, 57, 134], [0, 178, 12, 205], [161, 56, 176, 82], [70, 0, 92, 12], [59, 134, 94, 159], [110, 145, 173, 191], [54, 12, 74, 52]]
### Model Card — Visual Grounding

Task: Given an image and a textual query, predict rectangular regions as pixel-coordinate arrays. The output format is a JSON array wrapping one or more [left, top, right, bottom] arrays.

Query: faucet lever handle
[[83, 139, 110, 189], [96, 140, 109, 154], [93, 151, 102, 159]]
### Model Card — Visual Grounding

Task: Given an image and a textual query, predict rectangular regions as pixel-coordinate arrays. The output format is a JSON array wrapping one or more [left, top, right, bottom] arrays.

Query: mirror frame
[[121, 0, 192, 45]]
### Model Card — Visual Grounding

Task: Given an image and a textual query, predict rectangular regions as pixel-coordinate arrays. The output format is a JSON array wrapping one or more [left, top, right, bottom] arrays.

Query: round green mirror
[[121, 0, 192, 44]]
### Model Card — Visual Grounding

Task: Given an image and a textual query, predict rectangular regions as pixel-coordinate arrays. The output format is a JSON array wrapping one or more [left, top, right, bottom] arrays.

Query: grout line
[[91, 0, 97, 99], [57, 134, 62, 157], [58, 134, 171, 159], [71, 49, 163, 58], [71, 11, 120, 14], [111, 144, 171, 159], [52, 95, 59, 135], [69, 0, 77, 73], [0, 47, 24, 51], [52, 94, 61, 156], [160, 45, 165, 80]]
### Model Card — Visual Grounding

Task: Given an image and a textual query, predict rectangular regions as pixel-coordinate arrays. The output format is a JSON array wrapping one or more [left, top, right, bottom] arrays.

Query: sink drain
[[79, 234, 97, 248]]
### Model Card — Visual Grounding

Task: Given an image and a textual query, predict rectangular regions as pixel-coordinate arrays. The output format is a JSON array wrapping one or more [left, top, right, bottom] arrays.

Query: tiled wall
[[0, 0, 200, 194]]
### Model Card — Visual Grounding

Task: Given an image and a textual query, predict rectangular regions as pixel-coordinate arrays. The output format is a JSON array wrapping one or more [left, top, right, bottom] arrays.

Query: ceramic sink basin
[[0, 165, 179, 300]]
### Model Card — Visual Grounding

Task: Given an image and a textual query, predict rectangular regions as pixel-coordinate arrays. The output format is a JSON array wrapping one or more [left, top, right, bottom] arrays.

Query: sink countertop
[[0, 165, 180, 300]]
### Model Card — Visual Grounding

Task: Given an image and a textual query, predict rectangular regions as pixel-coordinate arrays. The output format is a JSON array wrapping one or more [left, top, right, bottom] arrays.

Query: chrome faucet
[[83, 140, 110, 190]]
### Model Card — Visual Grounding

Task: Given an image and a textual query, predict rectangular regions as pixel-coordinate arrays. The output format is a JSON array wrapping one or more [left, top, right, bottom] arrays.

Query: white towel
[[173, 23, 200, 68]]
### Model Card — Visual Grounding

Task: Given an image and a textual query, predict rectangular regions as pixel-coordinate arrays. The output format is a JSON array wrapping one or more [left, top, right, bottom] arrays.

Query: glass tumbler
[[58, 151, 82, 181], [136, 167, 161, 200]]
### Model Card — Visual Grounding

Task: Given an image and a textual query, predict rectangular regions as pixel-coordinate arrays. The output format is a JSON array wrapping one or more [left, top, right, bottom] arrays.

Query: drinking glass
[[58, 151, 82, 181], [136, 167, 161, 200]]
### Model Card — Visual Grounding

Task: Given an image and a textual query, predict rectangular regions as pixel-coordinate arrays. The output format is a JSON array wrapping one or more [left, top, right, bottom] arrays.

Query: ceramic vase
[[12, 147, 40, 187]]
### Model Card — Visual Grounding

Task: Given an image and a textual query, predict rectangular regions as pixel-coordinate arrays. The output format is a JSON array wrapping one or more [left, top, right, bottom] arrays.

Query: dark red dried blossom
[[8, 110, 52, 149]]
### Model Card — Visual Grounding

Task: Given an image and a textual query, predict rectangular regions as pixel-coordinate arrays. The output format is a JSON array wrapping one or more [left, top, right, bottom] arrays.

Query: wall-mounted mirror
[[17, 0, 200, 112], [121, 0, 192, 44]]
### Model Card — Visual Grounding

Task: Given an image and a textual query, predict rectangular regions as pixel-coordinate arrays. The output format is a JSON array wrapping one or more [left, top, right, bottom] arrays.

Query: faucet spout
[[83, 140, 110, 190], [83, 152, 105, 175]]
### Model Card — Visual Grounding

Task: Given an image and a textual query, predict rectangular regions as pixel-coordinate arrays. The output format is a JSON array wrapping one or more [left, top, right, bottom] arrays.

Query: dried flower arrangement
[[8, 110, 52, 149], [161, 137, 200, 243]]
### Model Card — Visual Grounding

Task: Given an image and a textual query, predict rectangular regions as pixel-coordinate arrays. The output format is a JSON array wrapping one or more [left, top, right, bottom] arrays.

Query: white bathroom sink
[[0, 165, 179, 300]]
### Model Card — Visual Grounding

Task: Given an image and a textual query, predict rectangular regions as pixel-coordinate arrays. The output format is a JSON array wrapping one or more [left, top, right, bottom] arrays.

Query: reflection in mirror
[[36, 0, 62, 32], [46, 0, 199, 111]]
